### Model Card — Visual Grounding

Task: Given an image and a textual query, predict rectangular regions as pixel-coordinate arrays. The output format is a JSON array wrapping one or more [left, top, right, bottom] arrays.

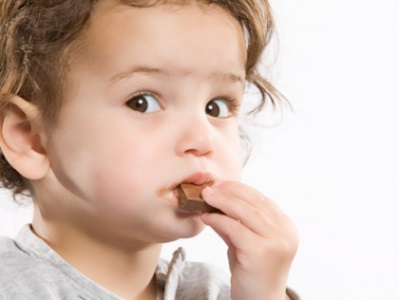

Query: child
[[0, 0, 299, 299]]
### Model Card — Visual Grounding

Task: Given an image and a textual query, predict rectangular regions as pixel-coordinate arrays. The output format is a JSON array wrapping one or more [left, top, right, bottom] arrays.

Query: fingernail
[[202, 182, 221, 197], [202, 186, 214, 197]]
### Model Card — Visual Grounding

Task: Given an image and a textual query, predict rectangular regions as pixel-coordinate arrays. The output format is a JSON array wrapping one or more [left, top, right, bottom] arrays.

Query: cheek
[[86, 139, 156, 198], [216, 127, 243, 180], [47, 125, 151, 204], [228, 147, 244, 181]]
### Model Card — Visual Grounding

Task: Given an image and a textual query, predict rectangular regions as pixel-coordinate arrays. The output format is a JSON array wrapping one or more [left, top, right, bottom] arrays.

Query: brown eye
[[205, 99, 230, 118], [126, 94, 161, 113]]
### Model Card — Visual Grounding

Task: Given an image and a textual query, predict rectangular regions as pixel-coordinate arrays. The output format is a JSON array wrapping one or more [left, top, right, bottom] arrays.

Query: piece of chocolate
[[177, 183, 221, 213]]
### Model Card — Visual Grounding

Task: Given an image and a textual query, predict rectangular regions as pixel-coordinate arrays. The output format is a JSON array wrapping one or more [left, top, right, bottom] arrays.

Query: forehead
[[69, 0, 246, 82]]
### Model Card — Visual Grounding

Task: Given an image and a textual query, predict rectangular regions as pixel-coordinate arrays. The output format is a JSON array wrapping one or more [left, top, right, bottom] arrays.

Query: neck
[[32, 216, 162, 300]]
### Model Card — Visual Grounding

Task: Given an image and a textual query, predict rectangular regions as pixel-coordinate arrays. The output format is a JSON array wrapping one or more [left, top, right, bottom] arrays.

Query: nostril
[[184, 148, 213, 157]]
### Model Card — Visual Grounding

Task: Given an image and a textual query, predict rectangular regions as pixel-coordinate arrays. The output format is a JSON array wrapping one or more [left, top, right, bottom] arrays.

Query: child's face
[[41, 1, 246, 243]]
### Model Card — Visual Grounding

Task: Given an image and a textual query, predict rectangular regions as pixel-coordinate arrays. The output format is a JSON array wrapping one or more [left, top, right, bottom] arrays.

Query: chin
[[161, 217, 206, 242], [180, 222, 205, 239]]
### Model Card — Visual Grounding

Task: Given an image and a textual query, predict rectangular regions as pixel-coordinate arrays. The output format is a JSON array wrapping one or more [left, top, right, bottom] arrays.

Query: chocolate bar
[[177, 183, 221, 213]]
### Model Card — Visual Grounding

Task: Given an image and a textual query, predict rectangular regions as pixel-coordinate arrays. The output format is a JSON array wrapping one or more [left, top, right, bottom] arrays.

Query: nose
[[175, 115, 215, 157]]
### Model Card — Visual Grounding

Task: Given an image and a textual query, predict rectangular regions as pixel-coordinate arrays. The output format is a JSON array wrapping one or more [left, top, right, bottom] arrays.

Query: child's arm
[[201, 181, 299, 300]]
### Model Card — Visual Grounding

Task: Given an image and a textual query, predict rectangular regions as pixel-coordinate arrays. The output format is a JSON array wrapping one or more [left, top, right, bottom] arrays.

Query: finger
[[203, 181, 286, 221], [202, 213, 233, 247], [201, 212, 261, 253], [202, 184, 279, 236]]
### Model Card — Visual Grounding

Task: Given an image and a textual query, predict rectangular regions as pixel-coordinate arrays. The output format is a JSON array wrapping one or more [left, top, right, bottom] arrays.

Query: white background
[[0, 0, 398, 299]]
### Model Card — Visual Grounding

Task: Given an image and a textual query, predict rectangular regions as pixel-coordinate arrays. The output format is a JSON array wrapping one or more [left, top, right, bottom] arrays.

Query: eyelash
[[215, 97, 240, 117], [222, 97, 241, 115], [125, 92, 241, 116], [125, 91, 161, 108]]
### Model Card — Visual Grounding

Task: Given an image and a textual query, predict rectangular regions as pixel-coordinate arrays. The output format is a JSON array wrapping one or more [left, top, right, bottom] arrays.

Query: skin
[[1, 1, 298, 299]]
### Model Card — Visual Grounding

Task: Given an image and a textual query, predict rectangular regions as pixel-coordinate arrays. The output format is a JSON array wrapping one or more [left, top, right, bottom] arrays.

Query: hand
[[201, 181, 298, 300]]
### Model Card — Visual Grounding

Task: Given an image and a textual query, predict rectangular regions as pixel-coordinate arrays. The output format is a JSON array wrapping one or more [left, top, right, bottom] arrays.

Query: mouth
[[180, 172, 214, 186], [157, 172, 215, 207]]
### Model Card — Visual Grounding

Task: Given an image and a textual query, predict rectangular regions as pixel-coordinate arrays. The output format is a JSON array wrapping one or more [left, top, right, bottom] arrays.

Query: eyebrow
[[110, 66, 245, 85]]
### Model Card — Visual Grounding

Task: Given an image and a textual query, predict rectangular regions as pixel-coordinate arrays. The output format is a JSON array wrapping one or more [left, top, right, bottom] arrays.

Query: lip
[[181, 172, 214, 185], [157, 172, 214, 207]]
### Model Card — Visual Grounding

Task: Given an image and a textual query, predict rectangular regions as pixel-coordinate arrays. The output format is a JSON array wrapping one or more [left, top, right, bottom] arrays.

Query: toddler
[[0, 0, 299, 299]]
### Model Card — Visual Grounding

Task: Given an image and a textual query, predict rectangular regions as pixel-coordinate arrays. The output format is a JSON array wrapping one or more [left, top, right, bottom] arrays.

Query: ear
[[0, 95, 50, 180]]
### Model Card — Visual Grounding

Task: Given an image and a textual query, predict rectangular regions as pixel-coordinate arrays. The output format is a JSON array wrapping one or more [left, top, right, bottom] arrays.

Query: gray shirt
[[0, 225, 230, 299]]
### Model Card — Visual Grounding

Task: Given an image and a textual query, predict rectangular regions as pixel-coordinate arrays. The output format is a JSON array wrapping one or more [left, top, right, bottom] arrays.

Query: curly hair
[[0, 0, 282, 196]]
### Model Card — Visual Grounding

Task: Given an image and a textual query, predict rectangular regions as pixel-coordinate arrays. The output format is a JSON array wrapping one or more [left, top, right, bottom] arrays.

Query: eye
[[205, 99, 231, 118], [126, 93, 161, 113]]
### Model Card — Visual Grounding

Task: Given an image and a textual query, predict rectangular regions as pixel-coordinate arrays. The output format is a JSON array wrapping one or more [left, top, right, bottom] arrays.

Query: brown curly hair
[[0, 0, 282, 197]]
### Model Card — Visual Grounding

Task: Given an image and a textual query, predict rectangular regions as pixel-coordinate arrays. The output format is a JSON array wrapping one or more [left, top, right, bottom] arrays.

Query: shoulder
[[0, 235, 51, 274], [0, 236, 35, 272], [0, 236, 80, 299]]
